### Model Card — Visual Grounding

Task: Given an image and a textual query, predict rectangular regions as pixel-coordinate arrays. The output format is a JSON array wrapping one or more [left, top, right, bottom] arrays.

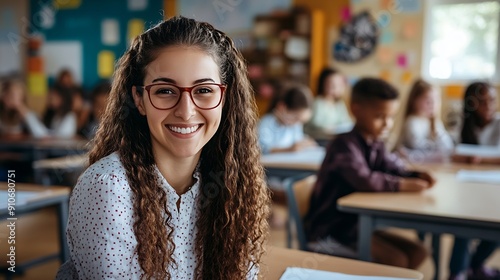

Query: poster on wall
[[41, 41, 83, 84], [333, 11, 379, 63]]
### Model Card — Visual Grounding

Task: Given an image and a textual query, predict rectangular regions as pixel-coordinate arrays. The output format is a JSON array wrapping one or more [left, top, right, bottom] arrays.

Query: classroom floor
[[0, 204, 499, 280]]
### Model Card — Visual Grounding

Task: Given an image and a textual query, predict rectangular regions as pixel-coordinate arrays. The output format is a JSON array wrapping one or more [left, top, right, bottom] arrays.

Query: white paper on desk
[[456, 170, 500, 184], [261, 147, 325, 164], [280, 267, 416, 280], [0, 191, 40, 209], [454, 144, 500, 158]]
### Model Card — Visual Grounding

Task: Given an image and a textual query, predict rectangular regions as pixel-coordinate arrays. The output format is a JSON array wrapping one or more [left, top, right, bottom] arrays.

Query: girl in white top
[[397, 79, 454, 162], [56, 16, 269, 280], [13, 85, 77, 139], [305, 68, 353, 139], [454, 81, 500, 164], [448, 82, 500, 280]]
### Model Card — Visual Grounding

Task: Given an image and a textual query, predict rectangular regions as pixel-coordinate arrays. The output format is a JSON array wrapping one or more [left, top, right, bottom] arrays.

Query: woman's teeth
[[168, 125, 200, 134]]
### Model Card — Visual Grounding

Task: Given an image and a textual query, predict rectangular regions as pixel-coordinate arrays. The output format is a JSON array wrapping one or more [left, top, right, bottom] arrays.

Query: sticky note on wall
[[98, 51, 115, 78], [28, 73, 47, 96], [397, 53, 408, 68], [401, 71, 413, 84], [53, 0, 81, 9], [380, 70, 391, 81], [128, 19, 145, 44], [444, 85, 464, 99], [102, 19, 120, 46]]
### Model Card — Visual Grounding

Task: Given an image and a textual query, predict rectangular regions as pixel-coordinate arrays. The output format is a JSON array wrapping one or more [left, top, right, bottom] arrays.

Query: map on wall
[[333, 11, 379, 63]]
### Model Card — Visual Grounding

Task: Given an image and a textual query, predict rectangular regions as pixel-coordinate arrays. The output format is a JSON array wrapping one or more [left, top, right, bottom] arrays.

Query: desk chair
[[283, 174, 358, 259]]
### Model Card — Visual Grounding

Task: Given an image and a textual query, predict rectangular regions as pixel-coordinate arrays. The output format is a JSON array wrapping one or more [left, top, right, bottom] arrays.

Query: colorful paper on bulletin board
[[380, 31, 394, 44], [377, 47, 393, 64], [406, 50, 417, 67], [444, 85, 464, 99], [376, 11, 391, 28], [27, 56, 44, 73], [27, 73, 47, 96], [396, 53, 408, 68], [341, 6, 352, 22], [53, 0, 81, 9], [379, 70, 391, 81], [128, 19, 145, 44], [396, 0, 421, 13], [102, 19, 120, 46], [128, 0, 148, 11], [402, 20, 418, 39], [98, 51, 115, 78], [401, 71, 413, 84]]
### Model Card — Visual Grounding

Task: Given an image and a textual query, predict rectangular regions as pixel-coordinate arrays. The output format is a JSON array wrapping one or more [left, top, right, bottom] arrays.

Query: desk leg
[[359, 215, 374, 261], [57, 199, 70, 263], [432, 233, 441, 280]]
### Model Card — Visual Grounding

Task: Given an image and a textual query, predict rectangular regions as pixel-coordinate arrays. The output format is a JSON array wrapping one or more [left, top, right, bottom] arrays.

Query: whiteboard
[[0, 43, 21, 75], [41, 41, 83, 84]]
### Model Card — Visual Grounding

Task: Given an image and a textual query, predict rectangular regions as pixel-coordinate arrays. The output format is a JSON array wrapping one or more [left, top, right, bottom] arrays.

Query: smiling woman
[[56, 16, 270, 280]]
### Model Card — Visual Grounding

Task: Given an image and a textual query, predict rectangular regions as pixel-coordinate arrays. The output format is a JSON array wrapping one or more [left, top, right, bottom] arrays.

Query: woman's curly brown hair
[[88, 16, 270, 279]]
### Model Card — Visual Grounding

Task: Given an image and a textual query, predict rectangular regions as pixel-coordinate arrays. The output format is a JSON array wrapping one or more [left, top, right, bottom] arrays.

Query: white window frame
[[421, 0, 500, 84]]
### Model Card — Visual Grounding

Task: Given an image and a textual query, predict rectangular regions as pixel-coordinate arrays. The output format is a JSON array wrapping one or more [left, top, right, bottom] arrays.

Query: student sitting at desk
[[258, 84, 317, 154], [12, 85, 77, 139], [0, 78, 29, 138], [448, 81, 500, 280], [56, 16, 270, 279], [396, 79, 454, 162], [79, 81, 111, 139], [305, 67, 352, 139], [304, 78, 435, 269]]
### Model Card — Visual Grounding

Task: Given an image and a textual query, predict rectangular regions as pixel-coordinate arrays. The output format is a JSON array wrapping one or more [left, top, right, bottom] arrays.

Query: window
[[422, 0, 500, 82]]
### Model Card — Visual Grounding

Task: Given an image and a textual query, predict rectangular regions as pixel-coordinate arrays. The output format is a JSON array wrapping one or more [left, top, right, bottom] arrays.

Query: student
[[305, 67, 352, 139], [397, 79, 454, 162], [448, 81, 500, 280], [79, 81, 110, 139], [71, 86, 92, 133], [56, 16, 270, 279], [11, 85, 77, 138], [55, 68, 77, 89], [0, 79, 28, 138], [304, 78, 434, 269], [258, 83, 317, 154]]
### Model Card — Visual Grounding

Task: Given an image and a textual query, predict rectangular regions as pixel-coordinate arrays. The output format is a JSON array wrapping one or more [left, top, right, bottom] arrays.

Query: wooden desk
[[0, 137, 89, 184], [0, 183, 70, 278], [32, 154, 88, 185], [260, 246, 423, 279], [261, 147, 325, 179], [338, 171, 500, 280]]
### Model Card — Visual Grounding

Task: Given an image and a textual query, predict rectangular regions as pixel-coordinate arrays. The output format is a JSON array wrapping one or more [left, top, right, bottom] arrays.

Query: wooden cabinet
[[242, 7, 324, 116]]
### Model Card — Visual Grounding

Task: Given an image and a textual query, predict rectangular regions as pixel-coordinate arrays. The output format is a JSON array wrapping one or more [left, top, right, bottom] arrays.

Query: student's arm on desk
[[332, 142, 429, 192], [381, 147, 436, 188], [66, 168, 140, 279]]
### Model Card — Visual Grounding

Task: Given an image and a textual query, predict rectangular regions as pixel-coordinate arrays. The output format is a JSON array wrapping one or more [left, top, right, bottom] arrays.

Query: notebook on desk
[[280, 267, 417, 280], [0, 190, 40, 209], [456, 170, 500, 184], [455, 144, 500, 158]]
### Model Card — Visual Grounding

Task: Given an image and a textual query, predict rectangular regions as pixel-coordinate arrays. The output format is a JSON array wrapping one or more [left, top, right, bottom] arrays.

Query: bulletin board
[[330, 0, 423, 95], [29, 0, 163, 90]]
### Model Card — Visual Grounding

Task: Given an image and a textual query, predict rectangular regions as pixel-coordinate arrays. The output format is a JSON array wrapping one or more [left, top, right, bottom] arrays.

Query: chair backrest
[[283, 174, 316, 250]]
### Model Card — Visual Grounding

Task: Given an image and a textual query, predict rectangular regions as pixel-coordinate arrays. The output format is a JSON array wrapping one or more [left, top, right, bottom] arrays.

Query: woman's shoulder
[[77, 152, 127, 187]]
